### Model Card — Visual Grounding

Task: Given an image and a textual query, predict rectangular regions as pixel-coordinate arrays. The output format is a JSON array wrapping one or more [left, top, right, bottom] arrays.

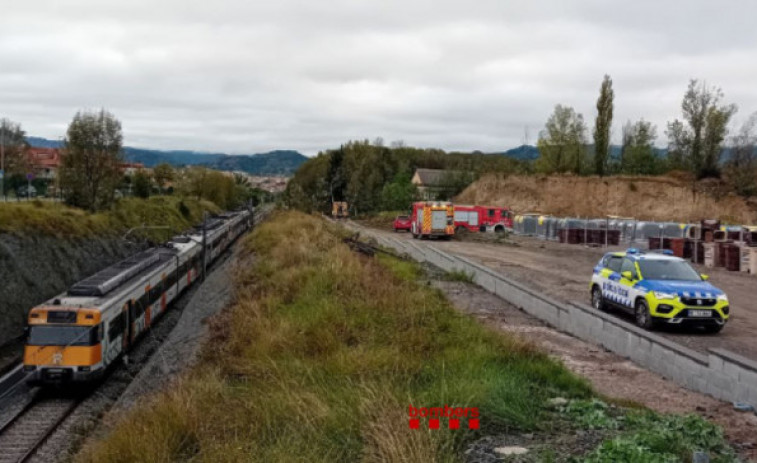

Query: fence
[[353, 224, 757, 410], [0, 196, 62, 203]]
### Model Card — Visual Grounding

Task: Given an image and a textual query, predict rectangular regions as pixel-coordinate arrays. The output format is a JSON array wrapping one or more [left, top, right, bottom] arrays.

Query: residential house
[[26, 147, 62, 180], [411, 168, 469, 200]]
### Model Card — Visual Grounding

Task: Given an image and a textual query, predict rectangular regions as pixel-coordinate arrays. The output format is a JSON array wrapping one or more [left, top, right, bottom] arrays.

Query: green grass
[[76, 211, 593, 462], [75, 211, 736, 463], [442, 269, 475, 283], [566, 401, 736, 462], [0, 196, 219, 242]]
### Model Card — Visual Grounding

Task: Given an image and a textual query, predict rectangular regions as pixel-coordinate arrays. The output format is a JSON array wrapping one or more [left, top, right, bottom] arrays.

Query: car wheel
[[591, 286, 606, 311], [394, 228, 398, 233], [703, 323, 724, 334], [494, 225, 505, 234], [635, 300, 655, 330]]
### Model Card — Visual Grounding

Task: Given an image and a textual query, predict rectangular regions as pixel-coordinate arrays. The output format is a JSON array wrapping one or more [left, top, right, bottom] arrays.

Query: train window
[[47, 311, 77, 323], [27, 325, 99, 346], [136, 294, 148, 315], [149, 281, 163, 302], [166, 272, 177, 288], [108, 312, 125, 340]]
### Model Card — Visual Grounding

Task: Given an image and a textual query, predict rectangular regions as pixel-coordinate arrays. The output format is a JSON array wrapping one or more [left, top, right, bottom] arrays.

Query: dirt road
[[377, 227, 757, 361]]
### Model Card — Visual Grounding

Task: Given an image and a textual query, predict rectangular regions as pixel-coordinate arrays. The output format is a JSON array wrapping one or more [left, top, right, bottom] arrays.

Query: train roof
[[40, 211, 249, 309], [67, 247, 178, 298]]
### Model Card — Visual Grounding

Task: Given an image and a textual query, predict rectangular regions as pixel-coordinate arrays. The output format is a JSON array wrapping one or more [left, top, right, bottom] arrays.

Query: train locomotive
[[22, 210, 251, 384]]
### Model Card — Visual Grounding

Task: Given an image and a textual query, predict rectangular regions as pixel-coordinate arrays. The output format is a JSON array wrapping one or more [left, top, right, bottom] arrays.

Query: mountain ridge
[[25, 136, 307, 176]]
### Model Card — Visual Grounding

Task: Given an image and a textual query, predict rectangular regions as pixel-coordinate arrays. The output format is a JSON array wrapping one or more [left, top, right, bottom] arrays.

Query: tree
[[724, 113, 757, 196], [536, 105, 587, 174], [0, 118, 28, 176], [380, 171, 417, 210], [620, 120, 659, 175], [666, 80, 737, 178], [152, 163, 175, 191], [59, 110, 124, 211], [175, 167, 246, 209], [593, 75, 614, 176], [133, 169, 152, 198]]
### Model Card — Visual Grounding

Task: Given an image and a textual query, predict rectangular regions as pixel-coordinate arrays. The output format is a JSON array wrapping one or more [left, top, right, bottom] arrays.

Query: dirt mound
[[456, 174, 757, 223]]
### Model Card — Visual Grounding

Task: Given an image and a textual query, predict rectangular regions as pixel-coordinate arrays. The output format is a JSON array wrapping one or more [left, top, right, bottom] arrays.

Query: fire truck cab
[[478, 206, 513, 233], [411, 201, 454, 239]]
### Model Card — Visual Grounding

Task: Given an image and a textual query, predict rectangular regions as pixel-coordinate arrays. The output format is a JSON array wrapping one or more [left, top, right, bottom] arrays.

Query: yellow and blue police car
[[590, 248, 729, 333]]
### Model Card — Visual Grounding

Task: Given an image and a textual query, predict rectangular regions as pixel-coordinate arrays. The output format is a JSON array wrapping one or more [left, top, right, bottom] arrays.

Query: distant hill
[[25, 137, 307, 176], [492, 144, 668, 162], [491, 145, 540, 161]]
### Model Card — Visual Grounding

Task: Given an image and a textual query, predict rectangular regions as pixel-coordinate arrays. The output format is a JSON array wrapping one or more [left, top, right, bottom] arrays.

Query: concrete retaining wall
[[364, 227, 757, 409]]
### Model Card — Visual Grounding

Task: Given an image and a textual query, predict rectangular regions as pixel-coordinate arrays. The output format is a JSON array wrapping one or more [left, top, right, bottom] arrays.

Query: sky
[[2, 1, 757, 156]]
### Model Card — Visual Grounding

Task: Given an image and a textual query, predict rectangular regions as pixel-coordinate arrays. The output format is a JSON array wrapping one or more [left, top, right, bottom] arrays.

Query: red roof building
[[26, 147, 62, 180]]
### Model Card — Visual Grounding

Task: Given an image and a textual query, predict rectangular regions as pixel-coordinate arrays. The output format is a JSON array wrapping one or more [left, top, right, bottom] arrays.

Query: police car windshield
[[27, 326, 97, 346], [637, 260, 701, 281]]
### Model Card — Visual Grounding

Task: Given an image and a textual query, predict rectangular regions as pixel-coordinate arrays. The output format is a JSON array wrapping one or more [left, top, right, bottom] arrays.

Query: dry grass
[[76, 211, 593, 463], [0, 197, 219, 242]]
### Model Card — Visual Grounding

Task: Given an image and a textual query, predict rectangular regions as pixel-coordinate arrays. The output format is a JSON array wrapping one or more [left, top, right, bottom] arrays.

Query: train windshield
[[27, 326, 99, 346]]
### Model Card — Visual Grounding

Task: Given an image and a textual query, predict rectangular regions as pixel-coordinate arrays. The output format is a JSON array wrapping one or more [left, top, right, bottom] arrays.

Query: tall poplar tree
[[593, 75, 614, 176]]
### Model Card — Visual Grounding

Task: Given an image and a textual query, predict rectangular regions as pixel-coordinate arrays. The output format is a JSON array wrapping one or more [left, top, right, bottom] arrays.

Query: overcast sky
[[2, 1, 757, 156]]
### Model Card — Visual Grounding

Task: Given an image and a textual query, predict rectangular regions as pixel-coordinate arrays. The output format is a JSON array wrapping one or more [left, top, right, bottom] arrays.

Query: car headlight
[[717, 294, 729, 302], [652, 291, 677, 300]]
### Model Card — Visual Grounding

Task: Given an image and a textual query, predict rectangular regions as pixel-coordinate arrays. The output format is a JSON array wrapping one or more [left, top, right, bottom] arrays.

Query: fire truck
[[411, 201, 454, 239], [453, 205, 513, 233], [478, 206, 513, 233], [453, 205, 481, 233]]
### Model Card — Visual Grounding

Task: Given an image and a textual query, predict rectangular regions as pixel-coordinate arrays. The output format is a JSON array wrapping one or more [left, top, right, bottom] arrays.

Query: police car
[[590, 249, 729, 333]]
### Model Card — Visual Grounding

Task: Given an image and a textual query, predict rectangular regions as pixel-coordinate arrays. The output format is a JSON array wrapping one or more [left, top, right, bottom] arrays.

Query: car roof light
[[661, 249, 674, 255], [626, 248, 640, 254]]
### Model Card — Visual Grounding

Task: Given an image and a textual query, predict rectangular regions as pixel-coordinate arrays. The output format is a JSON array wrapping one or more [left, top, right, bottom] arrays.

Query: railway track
[[0, 394, 82, 463]]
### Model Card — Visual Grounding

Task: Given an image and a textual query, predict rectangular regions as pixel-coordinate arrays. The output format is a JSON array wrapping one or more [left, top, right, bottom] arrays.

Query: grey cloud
[[2, 0, 757, 155]]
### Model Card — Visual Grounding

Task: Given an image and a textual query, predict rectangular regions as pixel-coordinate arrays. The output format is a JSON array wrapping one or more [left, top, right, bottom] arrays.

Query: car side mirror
[[621, 271, 634, 280], [700, 273, 709, 281]]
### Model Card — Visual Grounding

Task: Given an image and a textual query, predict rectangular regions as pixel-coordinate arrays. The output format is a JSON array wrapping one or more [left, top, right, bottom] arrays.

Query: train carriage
[[23, 210, 251, 384]]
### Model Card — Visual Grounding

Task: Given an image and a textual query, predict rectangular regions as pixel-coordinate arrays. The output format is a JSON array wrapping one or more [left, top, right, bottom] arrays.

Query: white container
[[703, 243, 716, 268]]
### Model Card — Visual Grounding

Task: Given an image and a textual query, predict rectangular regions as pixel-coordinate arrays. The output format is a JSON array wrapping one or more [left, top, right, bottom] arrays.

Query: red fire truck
[[453, 205, 513, 233], [453, 205, 481, 233], [411, 201, 454, 239], [478, 206, 513, 233]]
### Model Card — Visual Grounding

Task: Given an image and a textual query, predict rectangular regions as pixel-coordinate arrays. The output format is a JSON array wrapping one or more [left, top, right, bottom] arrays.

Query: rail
[[0, 395, 81, 463]]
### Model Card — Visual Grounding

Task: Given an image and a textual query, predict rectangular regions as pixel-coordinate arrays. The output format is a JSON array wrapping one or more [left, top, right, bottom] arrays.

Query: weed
[[560, 399, 620, 430], [442, 269, 475, 283], [0, 196, 219, 242]]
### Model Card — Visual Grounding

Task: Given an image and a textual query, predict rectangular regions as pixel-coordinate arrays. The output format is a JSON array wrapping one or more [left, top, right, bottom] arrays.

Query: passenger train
[[22, 209, 252, 384]]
